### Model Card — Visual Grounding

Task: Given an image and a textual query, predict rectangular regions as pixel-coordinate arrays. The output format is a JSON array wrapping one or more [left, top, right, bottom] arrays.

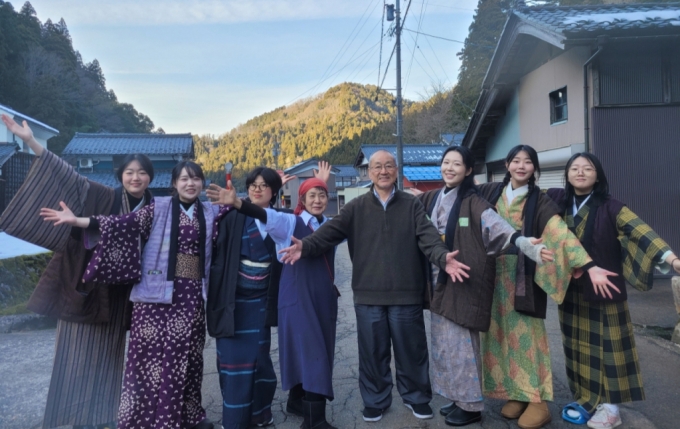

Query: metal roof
[[345, 180, 373, 189], [62, 133, 193, 156], [0, 104, 59, 134], [516, 3, 680, 37], [334, 165, 358, 177], [403, 166, 442, 182], [284, 158, 340, 175], [81, 170, 174, 190], [357, 144, 446, 166], [0, 143, 19, 167]]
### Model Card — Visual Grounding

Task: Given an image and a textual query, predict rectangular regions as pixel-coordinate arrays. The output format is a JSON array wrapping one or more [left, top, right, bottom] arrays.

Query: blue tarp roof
[[403, 166, 442, 182], [63, 133, 193, 156]]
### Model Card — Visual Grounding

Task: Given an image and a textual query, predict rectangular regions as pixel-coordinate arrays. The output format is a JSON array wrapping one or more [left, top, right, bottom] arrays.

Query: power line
[[402, 27, 495, 48]]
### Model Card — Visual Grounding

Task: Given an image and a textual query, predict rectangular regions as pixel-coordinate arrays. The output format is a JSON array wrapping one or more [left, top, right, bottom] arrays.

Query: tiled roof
[[0, 104, 59, 134], [359, 144, 446, 165], [334, 165, 358, 177], [0, 143, 19, 166], [63, 133, 193, 156], [284, 158, 340, 175], [404, 166, 442, 182], [82, 170, 174, 190], [516, 3, 680, 37]]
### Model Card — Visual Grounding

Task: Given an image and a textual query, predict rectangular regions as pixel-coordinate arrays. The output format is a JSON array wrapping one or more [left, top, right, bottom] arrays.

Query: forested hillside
[[195, 82, 464, 188], [0, 1, 157, 154]]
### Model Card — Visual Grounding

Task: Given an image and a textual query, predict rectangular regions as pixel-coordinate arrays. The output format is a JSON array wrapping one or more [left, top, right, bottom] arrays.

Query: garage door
[[536, 169, 564, 190]]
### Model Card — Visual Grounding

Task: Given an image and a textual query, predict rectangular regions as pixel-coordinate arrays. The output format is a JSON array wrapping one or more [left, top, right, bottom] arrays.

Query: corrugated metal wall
[[592, 106, 680, 252]]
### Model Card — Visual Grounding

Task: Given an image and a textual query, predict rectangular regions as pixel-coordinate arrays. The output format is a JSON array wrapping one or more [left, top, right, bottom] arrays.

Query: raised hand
[[40, 201, 77, 226], [444, 250, 471, 283], [313, 161, 332, 184], [1, 114, 43, 155], [279, 236, 303, 265], [206, 182, 239, 207], [587, 266, 621, 299], [279, 173, 297, 186]]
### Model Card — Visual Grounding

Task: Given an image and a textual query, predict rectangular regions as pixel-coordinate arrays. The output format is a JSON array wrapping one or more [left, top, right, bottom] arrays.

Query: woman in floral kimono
[[41, 161, 222, 429], [415, 145, 550, 427], [477, 145, 618, 429], [547, 153, 680, 429], [0, 114, 153, 429]]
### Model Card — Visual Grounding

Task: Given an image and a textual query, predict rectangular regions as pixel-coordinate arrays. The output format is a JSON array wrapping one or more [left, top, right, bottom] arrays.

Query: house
[[463, 3, 680, 251], [61, 133, 194, 197], [281, 158, 339, 215], [0, 105, 60, 213]]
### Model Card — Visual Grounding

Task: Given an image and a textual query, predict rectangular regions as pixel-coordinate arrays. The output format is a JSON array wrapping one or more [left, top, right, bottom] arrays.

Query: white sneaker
[[587, 404, 622, 429]]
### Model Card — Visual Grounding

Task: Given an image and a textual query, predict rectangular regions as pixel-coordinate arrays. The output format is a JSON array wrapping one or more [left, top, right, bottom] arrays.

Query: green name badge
[[459, 217, 469, 227]]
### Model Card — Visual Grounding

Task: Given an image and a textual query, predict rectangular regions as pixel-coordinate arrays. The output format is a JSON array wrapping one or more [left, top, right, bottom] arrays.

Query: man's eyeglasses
[[370, 164, 397, 172], [248, 183, 270, 191]]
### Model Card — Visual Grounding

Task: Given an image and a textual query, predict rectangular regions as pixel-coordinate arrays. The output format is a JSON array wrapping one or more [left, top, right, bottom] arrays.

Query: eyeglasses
[[568, 167, 595, 174], [370, 164, 397, 172], [248, 183, 270, 191]]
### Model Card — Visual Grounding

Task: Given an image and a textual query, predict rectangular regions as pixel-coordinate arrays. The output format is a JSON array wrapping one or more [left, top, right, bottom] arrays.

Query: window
[[550, 87, 567, 124]]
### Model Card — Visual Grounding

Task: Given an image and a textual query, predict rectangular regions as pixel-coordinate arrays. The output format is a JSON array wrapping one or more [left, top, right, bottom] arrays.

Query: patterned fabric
[[0, 149, 90, 251], [94, 202, 208, 428], [240, 217, 272, 262], [559, 205, 669, 413], [481, 189, 591, 403], [430, 312, 484, 412], [236, 262, 271, 290], [216, 288, 277, 429]]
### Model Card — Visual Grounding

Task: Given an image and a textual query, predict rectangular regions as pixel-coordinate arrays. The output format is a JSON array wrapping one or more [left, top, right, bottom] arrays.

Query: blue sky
[[25, 0, 476, 135]]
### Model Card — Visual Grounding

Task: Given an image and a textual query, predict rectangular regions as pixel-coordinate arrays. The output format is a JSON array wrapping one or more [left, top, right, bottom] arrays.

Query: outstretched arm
[[1, 114, 44, 156], [40, 201, 90, 229]]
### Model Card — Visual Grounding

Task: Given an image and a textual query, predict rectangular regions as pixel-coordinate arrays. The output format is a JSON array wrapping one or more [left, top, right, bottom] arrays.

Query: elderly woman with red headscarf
[[208, 171, 338, 429]]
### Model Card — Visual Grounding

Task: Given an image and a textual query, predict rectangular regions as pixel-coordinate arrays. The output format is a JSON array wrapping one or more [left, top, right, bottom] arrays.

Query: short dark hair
[[170, 161, 205, 197], [245, 167, 283, 206], [564, 152, 609, 200], [116, 154, 155, 184]]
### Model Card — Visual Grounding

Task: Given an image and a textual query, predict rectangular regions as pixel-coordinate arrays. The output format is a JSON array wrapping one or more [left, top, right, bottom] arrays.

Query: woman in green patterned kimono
[[478, 145, 618, 429], [546, 153, 680, 429]]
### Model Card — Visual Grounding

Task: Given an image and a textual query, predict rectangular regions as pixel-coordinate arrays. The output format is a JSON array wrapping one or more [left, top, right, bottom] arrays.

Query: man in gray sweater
[[280, 150, 470, 422]]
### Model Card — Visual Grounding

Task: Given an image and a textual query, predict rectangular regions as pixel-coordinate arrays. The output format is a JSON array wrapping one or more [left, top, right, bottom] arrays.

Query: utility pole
[[395, 0, 404, 190]]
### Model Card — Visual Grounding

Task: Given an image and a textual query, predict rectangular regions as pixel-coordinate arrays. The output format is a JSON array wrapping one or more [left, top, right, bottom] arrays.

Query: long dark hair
[[170, 161, 205, 198], [441, 145, 477, 196], [246, 167, 283, 206], [564, 152, 609, 204], [503, 144, 540, 195], [116, 154, 155, 184]]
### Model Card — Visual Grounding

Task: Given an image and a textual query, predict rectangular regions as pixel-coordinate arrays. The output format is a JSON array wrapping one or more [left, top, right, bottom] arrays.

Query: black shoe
[[405, 403, 434, 419], [362, 407, 383, 422], [191, 418, 215, 429], [287, 387, 305, 416], [440, 402, 459, 416], [444, 407, 482, 427], [301, 399, 337, 429]]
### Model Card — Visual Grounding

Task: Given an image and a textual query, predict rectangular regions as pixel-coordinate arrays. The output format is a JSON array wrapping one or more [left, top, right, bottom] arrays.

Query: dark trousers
[[354, 304, 432, 409]]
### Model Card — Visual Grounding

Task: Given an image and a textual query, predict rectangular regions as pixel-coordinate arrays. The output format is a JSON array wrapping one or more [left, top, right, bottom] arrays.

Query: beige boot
[[518, 401, 551, 429], [501, 400, 529, 419]]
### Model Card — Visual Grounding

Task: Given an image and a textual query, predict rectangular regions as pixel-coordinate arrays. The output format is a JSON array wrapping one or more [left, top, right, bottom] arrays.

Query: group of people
[[2, 112, 679, 429]]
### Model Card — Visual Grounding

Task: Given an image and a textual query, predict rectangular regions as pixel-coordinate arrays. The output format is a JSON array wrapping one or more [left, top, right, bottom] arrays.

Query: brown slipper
[[518, 401, 551, 429], [501, 400, 529, 419]]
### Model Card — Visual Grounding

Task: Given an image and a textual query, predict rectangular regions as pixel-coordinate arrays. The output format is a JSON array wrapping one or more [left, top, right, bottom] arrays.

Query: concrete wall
[[486, 88, 521, 163], [518, 46, 590, 152]]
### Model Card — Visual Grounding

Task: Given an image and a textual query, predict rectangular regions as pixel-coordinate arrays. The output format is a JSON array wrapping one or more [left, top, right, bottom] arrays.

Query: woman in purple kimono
[[41, 161, 223, 429], [207, 176, 338, 429]]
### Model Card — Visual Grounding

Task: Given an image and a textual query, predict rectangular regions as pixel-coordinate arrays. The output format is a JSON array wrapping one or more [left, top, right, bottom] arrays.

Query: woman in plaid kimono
[[547, 152, 680, 429], [477, 145, 618, 429]]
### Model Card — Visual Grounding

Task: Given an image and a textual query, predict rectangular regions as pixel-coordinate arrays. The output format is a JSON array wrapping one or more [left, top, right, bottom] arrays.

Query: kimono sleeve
[[617, 206, 672, 291], [82, 201, 155, 284], [534, 215, 592, 304]]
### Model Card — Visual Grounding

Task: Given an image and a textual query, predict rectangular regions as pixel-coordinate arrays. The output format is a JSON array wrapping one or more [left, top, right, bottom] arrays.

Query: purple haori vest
[[130, 197, 216, 304]]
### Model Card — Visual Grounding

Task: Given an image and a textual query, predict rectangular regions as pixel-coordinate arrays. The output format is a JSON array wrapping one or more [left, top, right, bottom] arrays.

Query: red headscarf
[[295, 178, 328, 215]]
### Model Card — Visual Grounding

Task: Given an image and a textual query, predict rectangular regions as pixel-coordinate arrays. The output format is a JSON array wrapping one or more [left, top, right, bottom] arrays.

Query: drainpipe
[[583, 36, 607, 153]]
